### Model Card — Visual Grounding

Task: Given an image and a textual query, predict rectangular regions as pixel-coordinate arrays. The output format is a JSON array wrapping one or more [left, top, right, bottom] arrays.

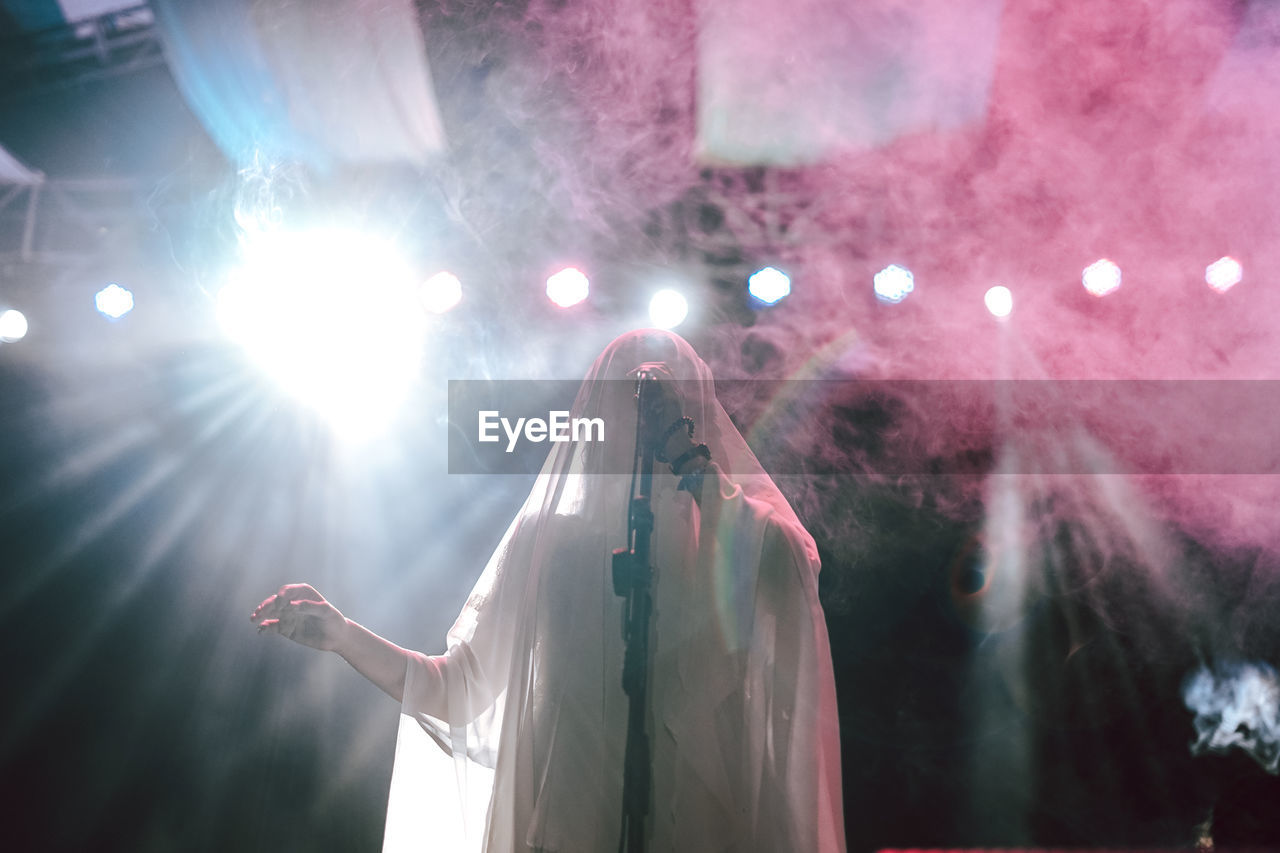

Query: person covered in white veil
[[252, 329, 845, 852]]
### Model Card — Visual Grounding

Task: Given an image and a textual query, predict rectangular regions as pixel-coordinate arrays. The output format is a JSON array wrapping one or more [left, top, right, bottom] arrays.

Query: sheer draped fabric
[[384, 330, 845, 852]]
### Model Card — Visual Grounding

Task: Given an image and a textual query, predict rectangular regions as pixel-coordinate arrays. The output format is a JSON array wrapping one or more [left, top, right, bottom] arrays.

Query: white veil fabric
[[383, 329, 845, 852]]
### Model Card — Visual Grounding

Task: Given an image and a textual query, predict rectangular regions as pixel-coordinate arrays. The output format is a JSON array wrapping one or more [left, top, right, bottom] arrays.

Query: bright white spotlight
[[546, 267, 590, 308], [1082, 258, 1121, 297], [0, 308, 28, 342], [748, 266, 791, 305], [984, 285, 1013, 318], [874, 264, 914, 303], [217, 228, 426, 439], [95, 283, 134, 319], [1205, 256, 1243, 293], [648, 289, 688, 329], [420, 271, 462, 314]]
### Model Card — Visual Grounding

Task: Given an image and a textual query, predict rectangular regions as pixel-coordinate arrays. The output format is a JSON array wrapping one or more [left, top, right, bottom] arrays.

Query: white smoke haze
[[207, 0, 1280, 651], [192, 0, 1280, 566], [696, 0, 1003, 164], [1183, 661, 1280, 774]]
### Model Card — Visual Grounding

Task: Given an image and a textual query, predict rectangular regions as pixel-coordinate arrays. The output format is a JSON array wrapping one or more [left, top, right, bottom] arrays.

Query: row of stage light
[[0, 229, 1249, 441], [0, 265, 788, 345], [0, 254, 1245, 346]]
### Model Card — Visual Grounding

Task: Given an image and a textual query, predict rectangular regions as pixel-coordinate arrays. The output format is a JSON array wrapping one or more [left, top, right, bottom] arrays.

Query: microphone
[[631, 363, 668, 451], [634, 367, 656, 399]]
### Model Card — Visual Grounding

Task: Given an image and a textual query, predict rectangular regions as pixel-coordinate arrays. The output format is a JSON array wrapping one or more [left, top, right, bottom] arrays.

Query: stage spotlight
[[420, 271, 462, 314], [217, 228, 426, 439], [984, 285, 1013, 318], [748, 266, 791, 305], [0, 308, 27, 342], [95, 283, 134, 319], [874, 264, 914, 303], [546, 267, 590, 308], [1205, 256, 1242, 293], [1082, 258, 1121, 297], [649, 289, 688, 329]]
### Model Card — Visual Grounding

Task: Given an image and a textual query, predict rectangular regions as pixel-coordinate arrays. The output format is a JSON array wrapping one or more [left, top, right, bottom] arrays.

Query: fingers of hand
[[257, 599, 329, 645], [250, 593, 286, 624], [277, 583, 320, 603], [256, 602, 301, 636], [250, 584, 322, 623], [250, 595, 275, 623]]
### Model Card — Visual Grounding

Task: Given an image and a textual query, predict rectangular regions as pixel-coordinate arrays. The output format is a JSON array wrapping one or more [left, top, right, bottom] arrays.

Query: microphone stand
[[611, 373, 657, 853]]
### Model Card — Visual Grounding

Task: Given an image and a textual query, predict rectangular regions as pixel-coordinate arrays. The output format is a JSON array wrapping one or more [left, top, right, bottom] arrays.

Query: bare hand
[[250, 583, 349, 652]]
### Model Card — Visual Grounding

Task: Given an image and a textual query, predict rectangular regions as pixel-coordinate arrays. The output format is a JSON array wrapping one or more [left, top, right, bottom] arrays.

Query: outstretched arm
[[251, 583, 413, 703]]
